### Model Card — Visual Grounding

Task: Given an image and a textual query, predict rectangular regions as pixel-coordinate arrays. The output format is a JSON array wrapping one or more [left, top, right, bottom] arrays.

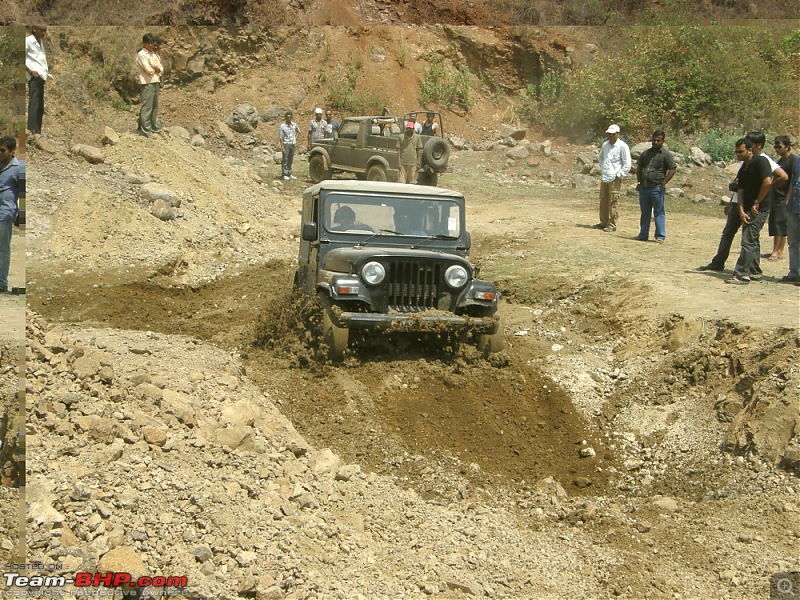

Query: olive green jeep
[[308, 112, 450, 187], [295, 180, 503, 360]]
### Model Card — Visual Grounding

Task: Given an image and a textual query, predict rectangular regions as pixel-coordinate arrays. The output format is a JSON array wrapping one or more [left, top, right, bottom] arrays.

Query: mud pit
[[26, 123, 800, 598], [30, 262, 611, 501]]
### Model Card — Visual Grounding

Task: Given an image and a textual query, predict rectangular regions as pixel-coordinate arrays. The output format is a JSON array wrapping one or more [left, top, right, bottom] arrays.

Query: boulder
[[101, 126, 120, 146], [70, 143, 105, 164], [505, 146, 530, 160], [499, 124, 526, 141], [689, 146, 712, 167], [227, 104, 260, 133]]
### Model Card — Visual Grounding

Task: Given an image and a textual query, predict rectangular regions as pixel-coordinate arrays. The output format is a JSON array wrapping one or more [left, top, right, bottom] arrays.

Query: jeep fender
[[366, 155, 391, 172], [309, 148, 331, 168]]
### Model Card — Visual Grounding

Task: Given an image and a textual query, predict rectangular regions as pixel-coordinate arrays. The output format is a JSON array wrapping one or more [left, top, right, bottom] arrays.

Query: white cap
[[606, 124, 620, 134], [314, 107, 323, 114]]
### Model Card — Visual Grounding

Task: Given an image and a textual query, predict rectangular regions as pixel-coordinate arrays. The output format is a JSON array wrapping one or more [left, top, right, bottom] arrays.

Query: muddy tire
[[309, 155, 332, 183], [416, 171, 438, 187], [477, 318, 504, 356], [423, 138, 450, 171], [322, 309, 349, 361], [366, 164, 387, 181]]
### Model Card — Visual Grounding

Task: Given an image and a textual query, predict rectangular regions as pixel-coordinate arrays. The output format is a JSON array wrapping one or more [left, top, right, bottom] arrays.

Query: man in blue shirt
[[782, 152, 800, 285], [0, 136, 23, 292]]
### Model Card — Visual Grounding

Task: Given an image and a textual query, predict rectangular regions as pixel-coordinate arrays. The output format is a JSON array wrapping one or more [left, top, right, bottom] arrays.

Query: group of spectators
[[278, 108, 341, 180], [595, 124, 799, 287]]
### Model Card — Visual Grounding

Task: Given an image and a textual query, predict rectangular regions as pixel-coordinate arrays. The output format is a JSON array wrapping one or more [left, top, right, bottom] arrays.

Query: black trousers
[[27, 77, 45, 134], [709, 205, 742, 269]]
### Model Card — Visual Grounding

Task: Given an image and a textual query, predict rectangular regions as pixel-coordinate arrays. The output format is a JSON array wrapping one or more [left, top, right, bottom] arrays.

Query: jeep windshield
[[323, 191, 462, 237]]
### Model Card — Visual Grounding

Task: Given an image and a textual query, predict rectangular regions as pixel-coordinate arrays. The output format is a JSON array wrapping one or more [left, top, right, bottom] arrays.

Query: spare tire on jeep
[[423, 138, 450, 171]]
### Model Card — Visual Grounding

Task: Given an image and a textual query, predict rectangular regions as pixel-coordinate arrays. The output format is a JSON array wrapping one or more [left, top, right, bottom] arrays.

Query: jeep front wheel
[[366, 164, 387, 181], [322, 309, 349, 361], [477, 317, 504, 356], [309, 155, 332, 183]]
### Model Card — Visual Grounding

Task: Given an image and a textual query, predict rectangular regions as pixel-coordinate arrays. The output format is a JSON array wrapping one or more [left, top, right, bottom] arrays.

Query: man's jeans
[[282, 144, 295, 177], [733, 207, 769, 279], [638, 185, 666, 240], [0, 217, 13, 288], [788, 211, 800, 278], [709, 205, 742, 269]]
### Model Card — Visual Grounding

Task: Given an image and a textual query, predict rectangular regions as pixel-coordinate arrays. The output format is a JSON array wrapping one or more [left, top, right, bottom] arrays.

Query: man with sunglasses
[[0, 137, 23, 293]]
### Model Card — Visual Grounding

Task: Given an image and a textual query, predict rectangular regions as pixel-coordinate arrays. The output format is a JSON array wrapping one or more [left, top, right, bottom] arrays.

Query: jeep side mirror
[[302, 222, 317, 241], [463, 231, 471, 250]]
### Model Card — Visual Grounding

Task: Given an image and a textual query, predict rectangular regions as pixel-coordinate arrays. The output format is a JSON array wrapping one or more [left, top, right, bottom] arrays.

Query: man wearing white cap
[[308, 108, 327, 149], [596, 124, 631, 232]]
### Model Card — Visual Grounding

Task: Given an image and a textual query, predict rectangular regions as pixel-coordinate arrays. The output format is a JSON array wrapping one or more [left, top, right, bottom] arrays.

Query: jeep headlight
[[361, 261, 386, 285], [445, 265, 469, 288]]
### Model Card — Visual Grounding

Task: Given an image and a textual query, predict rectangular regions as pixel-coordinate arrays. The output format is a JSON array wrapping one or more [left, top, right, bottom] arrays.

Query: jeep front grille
[[386, 261, 441, 311]]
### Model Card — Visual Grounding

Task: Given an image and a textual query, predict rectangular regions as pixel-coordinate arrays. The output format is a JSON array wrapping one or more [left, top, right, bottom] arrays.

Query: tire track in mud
[[29, 261, 617, 500]]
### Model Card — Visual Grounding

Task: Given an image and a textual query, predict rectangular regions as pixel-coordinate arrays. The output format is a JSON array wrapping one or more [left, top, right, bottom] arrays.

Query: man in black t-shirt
[[726, 138, 774, 284]]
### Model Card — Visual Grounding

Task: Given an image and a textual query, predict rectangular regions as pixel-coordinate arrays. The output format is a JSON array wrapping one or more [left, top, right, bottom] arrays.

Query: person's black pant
[[27, 77, 45, 134], [709, 205, 742, 269]]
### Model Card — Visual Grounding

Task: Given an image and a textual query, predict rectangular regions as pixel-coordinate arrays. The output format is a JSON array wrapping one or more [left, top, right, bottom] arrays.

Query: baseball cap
[[606, 124, 620, 134], [405, 121, 415, 129], [314, 108, 323, 114]]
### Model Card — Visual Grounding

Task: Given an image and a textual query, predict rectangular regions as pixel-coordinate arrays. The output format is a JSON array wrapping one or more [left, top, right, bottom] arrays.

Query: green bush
[[326, 61, 388, 114], [420, 56, 473, 111], [531, 26, 799, 141]]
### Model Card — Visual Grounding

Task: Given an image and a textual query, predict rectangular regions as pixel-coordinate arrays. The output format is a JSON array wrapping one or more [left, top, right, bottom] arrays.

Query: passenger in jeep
[[332, 205, 374, 231]]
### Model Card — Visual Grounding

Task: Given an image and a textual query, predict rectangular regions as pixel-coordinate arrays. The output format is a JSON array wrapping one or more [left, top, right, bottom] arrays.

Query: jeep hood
[[322, 246, 469, 272]]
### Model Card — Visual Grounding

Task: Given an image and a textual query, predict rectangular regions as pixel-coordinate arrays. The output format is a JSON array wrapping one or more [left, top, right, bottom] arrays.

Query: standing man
[[136, 33, 163, 137], [397, 121, 422, 184], [308, 108, 327, 148], [325, 109, 340, 137], [766, 136, 794, 261], [782, 150, 800, 285], [726, 138, 773, 285], [698, 131, 787, 272], [635, 130, 676, 243], [0, 136, 23, 293], [419, 112, 440, 137], [595, 124, 631, 232], [279, 111, 300, 181], [25, 25, 49, 137]]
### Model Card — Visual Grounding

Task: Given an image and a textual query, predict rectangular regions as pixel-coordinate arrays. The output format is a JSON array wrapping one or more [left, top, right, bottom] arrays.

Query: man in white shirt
[[25, 25, 49, 136], [136, 33, 164, 137], [595, 124, 631, 233]]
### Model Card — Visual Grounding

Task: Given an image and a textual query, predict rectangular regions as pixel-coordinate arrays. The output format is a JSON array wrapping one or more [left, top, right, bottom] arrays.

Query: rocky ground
[[20, 107, 800, 600], [12, 22, 800, 600]]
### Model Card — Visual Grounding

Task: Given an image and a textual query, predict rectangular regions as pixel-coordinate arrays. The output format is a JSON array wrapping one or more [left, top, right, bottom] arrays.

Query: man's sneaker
[[780, 275, 800, 283], [634, 235, 647, 241], [654, 238, 665, 243], [697, 264, 724, 272], [592, 223, 606, 229], [724, 276, 750, 285], [603, 226, 616, 232], [283, 176, 290, 180], [290, 175, 297, 180], [749, 274, 762, 281], [0, 286, 7, 293]]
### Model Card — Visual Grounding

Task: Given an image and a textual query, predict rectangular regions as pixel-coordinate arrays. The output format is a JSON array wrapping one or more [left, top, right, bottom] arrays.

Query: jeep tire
[[422, 138, 450, 171], [309, 155, 332, 183], [477, 317, 504, 356], [416, 171, 438, 187], [366, 164, 387, 181], [322, 309, 349, 361]]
